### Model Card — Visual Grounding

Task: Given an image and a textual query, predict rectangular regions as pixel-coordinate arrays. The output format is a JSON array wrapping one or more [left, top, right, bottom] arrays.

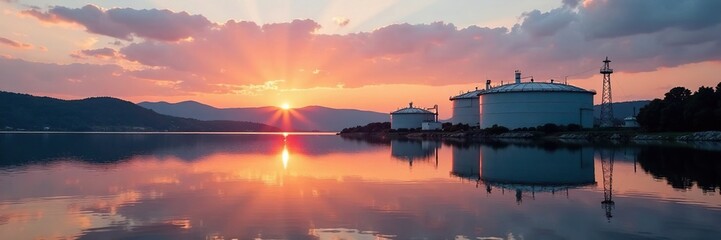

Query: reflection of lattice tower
[[600, 57, 614, 127], [599, 149, 615, 222]]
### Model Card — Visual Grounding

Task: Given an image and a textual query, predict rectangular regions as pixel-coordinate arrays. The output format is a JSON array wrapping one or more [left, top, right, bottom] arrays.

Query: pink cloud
[[0, 58, 179, 97], [22, 5, 212, 41], [118, 13, 721, 90], [0, 36, 32, 49], [78, 47, 121, 59]]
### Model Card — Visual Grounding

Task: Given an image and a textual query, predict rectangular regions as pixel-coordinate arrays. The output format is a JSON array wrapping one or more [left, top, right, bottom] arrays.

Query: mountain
[[0, 91, 279, 132], [593, 100, 651, 119], [139, 101, 389, 131]]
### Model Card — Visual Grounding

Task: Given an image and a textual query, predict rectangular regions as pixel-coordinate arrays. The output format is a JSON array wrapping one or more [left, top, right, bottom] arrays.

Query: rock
[[633, 134, 665, 141], [677, 131, 721, 141], [558, 133, 589, 139], [496, 132, 534, 138]]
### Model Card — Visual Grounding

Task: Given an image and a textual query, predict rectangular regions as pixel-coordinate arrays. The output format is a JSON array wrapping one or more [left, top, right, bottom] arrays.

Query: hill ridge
[[0, 91, 280, 132]]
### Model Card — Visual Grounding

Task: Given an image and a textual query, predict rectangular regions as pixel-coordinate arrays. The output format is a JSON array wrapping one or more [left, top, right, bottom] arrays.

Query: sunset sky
[[1, 0, 720, 118]]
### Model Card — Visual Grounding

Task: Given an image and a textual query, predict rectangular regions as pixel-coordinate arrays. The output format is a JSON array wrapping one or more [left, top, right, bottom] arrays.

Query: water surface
[[1, 133, 720, 239]]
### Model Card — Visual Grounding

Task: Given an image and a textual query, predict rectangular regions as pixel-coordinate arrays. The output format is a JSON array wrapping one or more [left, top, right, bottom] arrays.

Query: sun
[[281, 103, 291, 110]]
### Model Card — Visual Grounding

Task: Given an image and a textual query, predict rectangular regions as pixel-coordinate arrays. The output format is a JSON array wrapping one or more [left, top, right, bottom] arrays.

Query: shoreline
[[0, 131, 337, 135], [339, 130, 721, 142]]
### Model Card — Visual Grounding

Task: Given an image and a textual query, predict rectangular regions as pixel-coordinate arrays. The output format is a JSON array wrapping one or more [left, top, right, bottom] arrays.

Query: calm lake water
[[1, 133, 720, 240]]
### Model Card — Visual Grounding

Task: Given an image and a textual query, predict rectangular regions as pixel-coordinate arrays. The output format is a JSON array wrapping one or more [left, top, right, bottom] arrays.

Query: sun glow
[[281, 103, 291, 110]]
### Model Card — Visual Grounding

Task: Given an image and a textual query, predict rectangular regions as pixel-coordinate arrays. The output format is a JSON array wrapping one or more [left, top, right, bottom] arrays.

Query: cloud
[[78, 47, 121, 59], [0, 57, 180, 96], [520, 8, 576, 37], [22, 5, 212, 41], [115, 0, 721, 90], [332, 17, 350, 27], [0, 36, 32, 49], [6, 0, 721, 97], [578, 0, 721, 39], [562, 0, 581, 8]]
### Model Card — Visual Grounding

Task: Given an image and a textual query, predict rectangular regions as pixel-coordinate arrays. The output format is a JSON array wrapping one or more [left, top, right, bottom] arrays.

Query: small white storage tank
[[450, 90, 481, 127], [479, 75, 596, 129], [390, 103, 437, 130], [623, 117, 639, 128]]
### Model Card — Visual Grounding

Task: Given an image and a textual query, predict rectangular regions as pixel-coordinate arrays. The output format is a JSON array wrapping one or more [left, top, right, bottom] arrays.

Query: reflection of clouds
[[3, 158, 721, 239], [310, 228, 393, 240], [3, 137, 721, 239], [0, 192, 138, 240], [149, 176, 180, 184]]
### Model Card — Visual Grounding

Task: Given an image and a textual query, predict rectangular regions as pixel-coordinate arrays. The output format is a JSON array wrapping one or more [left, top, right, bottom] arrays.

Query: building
[[449, 87, 483, 127], [477, 71, 596, 129], [390, 102, 438, 130]]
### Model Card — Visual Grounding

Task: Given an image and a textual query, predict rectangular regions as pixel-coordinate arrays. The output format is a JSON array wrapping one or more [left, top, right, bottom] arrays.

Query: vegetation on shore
[[340, 121, 584, 136], [637, 82, 721, 132]]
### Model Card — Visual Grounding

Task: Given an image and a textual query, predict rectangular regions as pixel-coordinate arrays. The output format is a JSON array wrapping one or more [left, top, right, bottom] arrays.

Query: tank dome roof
[[480, 82, 595, 95], [450, 90, 483, 100], [391, 102, 435, 115]]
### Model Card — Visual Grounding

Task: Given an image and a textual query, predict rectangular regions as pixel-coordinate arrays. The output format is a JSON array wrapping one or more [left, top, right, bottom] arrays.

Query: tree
[[637, 99, 664, 131], [637, 83, 721, 132]]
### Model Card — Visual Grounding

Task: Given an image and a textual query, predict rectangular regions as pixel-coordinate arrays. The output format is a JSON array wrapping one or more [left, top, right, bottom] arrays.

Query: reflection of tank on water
[[450, 145, 481, 180], [390, 139, 439, 166], [479, 144, 596, 203]]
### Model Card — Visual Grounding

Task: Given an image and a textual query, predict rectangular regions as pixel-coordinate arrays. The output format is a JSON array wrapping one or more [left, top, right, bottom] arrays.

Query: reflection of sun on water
[[282, 145, 289, 169], [282, 133, 290, 169]]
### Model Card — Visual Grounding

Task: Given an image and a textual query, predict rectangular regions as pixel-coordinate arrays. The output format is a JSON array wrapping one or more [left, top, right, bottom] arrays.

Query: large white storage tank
[[450, 90, 481, 127], [390, 103, 436, 130], [480, 73, 596, 129]]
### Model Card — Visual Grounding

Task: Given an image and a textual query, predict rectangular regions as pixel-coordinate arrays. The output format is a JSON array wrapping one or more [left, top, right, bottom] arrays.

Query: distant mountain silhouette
[[593, 100, 651, 119], [0, 91, 279, 132], [139, 101, 389, 131]]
